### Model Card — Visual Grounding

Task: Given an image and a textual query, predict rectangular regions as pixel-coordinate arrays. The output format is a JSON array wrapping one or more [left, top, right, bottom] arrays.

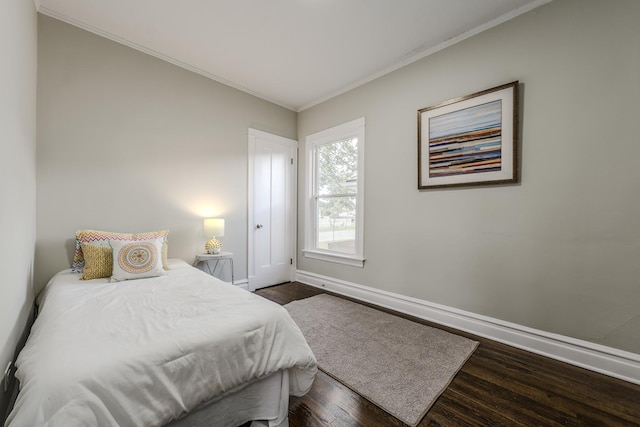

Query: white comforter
[[6, 260, 317, 427]]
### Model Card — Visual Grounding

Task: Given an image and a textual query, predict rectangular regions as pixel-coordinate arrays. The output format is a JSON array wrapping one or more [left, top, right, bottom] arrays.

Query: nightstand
[[194, 252, 234, 284]]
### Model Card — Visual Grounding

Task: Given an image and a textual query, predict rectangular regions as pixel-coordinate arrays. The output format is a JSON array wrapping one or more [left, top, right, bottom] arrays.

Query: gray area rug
[[284, 294, 478, 426]]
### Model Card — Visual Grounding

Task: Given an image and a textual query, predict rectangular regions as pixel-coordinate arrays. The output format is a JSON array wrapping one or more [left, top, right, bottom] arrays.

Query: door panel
[[248, 129, 297, 290]]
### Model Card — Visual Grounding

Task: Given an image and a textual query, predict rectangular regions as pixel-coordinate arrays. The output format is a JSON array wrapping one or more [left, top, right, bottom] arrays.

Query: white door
[[248, 129, 297, 291]]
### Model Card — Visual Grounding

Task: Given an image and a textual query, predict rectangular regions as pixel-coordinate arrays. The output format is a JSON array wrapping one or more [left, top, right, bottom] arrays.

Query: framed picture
[[418, 81, 519, 189]]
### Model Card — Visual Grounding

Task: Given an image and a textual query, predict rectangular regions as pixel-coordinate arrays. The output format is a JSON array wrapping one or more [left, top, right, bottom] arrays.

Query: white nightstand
[[194, 252, 234, 284]]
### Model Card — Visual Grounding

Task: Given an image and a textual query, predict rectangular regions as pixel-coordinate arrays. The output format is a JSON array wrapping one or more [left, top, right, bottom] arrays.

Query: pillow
[[72, 229, 169, 272], [80, 243, 113, 280], [110, 238, 167, 281]]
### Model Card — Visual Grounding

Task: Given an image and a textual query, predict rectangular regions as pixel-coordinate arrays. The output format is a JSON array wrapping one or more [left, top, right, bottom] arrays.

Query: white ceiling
[[36, 0, 550, 111]]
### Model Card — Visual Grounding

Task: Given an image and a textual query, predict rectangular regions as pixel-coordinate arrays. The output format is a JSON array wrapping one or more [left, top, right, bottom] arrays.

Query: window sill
[[302, 250, 365, 268]]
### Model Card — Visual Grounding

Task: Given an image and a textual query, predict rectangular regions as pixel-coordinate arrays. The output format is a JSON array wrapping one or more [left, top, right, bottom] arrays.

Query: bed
[[5, 259, 317, 427]]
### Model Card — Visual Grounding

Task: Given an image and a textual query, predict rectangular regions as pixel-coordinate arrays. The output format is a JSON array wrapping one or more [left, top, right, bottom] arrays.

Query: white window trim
[[303, 117, 365, 268]]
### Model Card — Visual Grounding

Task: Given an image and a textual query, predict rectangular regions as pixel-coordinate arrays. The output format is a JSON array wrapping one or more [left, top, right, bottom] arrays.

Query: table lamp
[[204, 218, 224, 254]]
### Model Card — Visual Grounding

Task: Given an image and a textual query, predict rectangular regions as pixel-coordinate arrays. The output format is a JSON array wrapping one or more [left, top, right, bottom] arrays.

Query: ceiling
[[36, 0, 550, 111]]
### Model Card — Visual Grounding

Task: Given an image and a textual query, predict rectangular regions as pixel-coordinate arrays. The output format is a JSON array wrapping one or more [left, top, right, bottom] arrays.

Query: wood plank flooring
[[256, 282, 640, 427]]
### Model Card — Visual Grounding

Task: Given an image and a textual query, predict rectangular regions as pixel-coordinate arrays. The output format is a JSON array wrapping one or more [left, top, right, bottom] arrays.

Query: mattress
[[5, 259, 317, 426]]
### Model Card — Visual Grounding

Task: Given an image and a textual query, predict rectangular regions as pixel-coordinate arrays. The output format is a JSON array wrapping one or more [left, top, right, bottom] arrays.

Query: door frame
[[247, 128, 298, 292]]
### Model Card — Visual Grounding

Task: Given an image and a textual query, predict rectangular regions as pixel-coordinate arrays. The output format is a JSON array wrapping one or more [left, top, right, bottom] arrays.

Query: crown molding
[[36, 6, 298, 112], [37, 0, 552, 112], [298, 0, 552, 111]]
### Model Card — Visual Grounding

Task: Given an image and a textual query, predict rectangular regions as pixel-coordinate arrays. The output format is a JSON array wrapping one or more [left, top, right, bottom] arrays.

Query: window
[[304, 117, 365, 267]]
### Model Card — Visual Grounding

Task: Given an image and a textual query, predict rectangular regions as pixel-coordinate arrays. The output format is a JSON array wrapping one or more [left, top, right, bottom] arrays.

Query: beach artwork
[[418, 81, 518, 189], [428, 100, 502, 178]]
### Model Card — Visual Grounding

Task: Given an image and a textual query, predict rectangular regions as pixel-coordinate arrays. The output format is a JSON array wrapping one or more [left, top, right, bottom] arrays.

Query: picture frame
[[418, 81, 519, 189]]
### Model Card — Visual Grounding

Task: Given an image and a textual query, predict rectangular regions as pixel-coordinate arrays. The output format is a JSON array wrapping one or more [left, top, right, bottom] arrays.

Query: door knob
[[256, 224, 263, 229]]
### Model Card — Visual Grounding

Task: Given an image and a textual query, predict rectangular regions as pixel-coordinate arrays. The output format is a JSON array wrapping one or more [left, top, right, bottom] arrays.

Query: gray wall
[[0, 0, 37, 411], [36, 16, 297, 293], [297, 0, 640, 354]]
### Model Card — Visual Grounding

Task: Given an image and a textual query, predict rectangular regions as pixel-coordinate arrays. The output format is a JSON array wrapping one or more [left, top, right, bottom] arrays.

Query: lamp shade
[[203, 218, 224, 237]]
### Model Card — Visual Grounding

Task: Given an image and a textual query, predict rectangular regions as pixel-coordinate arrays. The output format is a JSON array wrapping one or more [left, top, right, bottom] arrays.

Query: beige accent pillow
[[80, 243, 113, 280]]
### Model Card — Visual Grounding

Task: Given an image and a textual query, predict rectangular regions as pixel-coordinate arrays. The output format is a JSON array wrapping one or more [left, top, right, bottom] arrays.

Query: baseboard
[[234, 279, 249, 290], [295, 270, 640, 386]]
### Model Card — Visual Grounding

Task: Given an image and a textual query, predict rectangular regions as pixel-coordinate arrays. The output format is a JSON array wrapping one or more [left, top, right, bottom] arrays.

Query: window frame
[[303, 117, 365, 268]]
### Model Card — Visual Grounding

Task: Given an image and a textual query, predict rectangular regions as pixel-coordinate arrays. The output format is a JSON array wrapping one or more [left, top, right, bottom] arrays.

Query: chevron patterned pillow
[[72, 229, 169, 272]]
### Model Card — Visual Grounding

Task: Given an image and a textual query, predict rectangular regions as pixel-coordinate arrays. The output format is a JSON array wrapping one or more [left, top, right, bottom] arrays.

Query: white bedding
[[6, 259, 317, 427]]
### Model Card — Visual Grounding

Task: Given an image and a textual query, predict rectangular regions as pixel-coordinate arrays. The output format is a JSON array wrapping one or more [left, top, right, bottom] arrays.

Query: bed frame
[[166, 371, 290, 427]]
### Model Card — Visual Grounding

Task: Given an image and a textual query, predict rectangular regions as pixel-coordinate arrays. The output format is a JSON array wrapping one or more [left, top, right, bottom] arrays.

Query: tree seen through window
[[316, 138, 358, 254]]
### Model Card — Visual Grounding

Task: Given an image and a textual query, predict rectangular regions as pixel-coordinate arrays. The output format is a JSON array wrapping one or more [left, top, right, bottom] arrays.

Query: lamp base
[[205, 237, 222, 254]]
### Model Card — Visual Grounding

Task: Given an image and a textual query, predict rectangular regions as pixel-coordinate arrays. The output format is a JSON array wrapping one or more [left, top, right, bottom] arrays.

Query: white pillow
[[109, 237, 167, 281]]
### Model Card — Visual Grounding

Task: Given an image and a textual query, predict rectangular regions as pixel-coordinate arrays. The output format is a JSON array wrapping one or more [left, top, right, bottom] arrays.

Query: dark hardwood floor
[[256, 282, 640, 427]]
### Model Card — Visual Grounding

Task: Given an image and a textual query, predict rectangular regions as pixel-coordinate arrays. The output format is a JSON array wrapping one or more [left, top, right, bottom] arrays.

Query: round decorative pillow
[[109, 237, 167, 281]]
